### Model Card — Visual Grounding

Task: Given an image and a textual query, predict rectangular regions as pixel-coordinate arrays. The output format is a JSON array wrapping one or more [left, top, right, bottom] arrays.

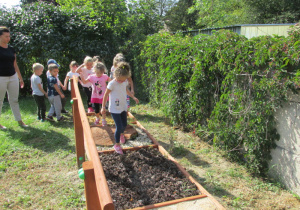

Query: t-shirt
[[66, 71, 80, 91], [31, 74, 44, 96], [87, 74, 109, 104], [107, 79, 128, 114], [80, 67, 93, 87], [46, 70, 61, 86], [0, 46, 16, 76], [47, 76, 59, 96]]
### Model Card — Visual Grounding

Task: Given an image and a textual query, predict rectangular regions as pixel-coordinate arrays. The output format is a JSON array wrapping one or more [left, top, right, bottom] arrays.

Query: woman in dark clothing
[[0, 26, 27, 129]]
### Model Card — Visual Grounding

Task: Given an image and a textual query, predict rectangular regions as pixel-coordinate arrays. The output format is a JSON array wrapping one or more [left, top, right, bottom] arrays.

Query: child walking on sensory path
[[81, 62, 111, 126], [76, 56, 95, 113], [30, 63, 48, 122], [46, 64, 65, 122], [110, 53, 134, 110], [63, 61, 80, 92], [101, 62, 139, 154]]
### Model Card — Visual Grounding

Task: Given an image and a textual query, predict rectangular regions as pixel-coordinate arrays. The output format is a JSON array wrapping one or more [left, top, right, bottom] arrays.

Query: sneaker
[[94, 118, 100, 125], [57, 116, 65, 122], [41, 119, 46, 122], [18, 121, 28, 128], [120, 134, 126, 144], [46, 116, 54, 121], [114, 144, 123, 154], [0, 125, 7, 130], [37, 116, 41, 120], [61, 109, 68, 114], [102, 119, 107, 126], [88, 107, 94, 113]]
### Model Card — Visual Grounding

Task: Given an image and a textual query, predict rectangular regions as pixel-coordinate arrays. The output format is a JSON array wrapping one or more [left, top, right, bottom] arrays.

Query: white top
[[80, 67, 93, 87], [31, 74, 44, 96], [107, 79, 128, 114], [66, 71, 80, 91]]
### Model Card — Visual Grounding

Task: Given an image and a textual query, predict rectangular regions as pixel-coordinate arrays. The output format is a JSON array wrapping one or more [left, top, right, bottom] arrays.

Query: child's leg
[[111, 113, 124, 144], [47, 96, 55, 116], [40, 96, 46, 120], [119, 111, 127, 134], [33, 95, 41, 119], [83, 87, 92, 108], [53, 95, 62, 120]]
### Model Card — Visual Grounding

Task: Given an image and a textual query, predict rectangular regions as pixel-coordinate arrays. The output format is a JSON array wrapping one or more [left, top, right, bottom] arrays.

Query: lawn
[[0, 94, 299, 209]]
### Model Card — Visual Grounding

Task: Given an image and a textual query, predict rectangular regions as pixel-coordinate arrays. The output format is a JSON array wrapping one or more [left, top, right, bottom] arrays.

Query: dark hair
[[0, 26, 10, 36]]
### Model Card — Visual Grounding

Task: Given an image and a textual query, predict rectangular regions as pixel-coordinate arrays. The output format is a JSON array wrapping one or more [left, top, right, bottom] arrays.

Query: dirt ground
[[99, 148, 200, 210]]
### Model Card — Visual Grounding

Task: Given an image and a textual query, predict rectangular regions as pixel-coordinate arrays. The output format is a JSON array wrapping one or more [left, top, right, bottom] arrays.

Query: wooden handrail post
[[73, 98, 85, 168], [70, 78, 75, 99], [83, 161, 101, 210]]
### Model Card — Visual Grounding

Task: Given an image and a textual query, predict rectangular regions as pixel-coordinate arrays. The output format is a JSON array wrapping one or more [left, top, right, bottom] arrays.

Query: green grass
[[1, 99, 300, 209]]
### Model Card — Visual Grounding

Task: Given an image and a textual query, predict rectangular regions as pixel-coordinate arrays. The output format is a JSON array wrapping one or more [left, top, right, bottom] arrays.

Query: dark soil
[[99, 147, 201, 210]]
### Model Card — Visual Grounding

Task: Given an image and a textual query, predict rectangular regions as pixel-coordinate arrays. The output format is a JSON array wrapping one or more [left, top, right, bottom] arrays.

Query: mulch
[[99, 147, 201, 210]]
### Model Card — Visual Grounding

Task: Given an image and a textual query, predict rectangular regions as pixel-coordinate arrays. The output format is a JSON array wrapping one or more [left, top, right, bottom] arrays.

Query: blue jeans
[[111, 111, 127, 144]]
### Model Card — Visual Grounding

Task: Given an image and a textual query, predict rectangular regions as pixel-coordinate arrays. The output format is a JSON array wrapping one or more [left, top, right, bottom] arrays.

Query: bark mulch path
[[99, 147, 201, 210]]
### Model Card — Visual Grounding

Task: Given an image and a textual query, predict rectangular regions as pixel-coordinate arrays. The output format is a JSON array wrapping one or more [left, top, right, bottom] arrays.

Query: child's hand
[[62, 86, 67, 91], [133, 97, 139, 104], [101, 107, 106, 115], [60, 94, 65, 99], [45, 93, 48, 98]]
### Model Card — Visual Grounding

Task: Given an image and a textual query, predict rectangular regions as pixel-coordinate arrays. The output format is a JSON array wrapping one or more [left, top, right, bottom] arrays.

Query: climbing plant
[[138, 27, 300, 175]]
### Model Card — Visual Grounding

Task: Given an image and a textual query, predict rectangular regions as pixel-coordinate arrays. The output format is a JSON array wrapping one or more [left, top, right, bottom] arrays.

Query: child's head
[[83, 56, 93, 70], [69, 61, 78, 71], [114, 62, 131, 82], [32, 63, 44, 76], [48, 64, 59, 77], [93, 62, 107, 75], [92, 55, 103, 63], [113, 54, 125, 67]]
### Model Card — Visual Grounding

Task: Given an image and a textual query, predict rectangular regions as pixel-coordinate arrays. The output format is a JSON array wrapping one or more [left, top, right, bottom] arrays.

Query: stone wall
[[269, 91, 300, 195]]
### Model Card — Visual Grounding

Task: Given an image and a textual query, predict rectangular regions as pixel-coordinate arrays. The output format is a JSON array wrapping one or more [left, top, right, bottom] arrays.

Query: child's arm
[[126, 87, 139, 104], [79, 72, 89, 84], [128, 77, 134, 95], [54, 84, 65, 98], [59, 79, 67, 90], [101, 89, 111, 115], [64, 76, 70, 90], [75, 64, 85, 73], [37, 84, 48, 98]]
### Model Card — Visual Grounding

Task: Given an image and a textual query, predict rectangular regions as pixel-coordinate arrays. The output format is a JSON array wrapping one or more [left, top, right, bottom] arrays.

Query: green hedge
[[138, 27, 300, 174]]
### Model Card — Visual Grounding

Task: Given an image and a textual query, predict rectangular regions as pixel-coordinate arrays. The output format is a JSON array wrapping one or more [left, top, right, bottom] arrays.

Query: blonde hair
[[70, 61, 78, 67], [113, 53, 125, 67], [83, 56, 93, 64], [114, 62, 131, 79], [32, 63, 44, 72], [48, 63, 58, 71], [93, 62, 107, 74]]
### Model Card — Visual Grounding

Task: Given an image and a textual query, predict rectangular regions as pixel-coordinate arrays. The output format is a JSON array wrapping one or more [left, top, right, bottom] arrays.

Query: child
[[64, 61, 80, 91], [76, 56, 94, 113], [110, 53, 135, 110], [30, 63, 47, 122], [101, 62, 139, 154], [81, 62, 111, 126], [46, 64, 65, 122], [47, 59, 68, 113]]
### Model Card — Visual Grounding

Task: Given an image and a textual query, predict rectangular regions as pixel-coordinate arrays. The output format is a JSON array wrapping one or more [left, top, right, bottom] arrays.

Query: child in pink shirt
[[81, 62, 111, 126]]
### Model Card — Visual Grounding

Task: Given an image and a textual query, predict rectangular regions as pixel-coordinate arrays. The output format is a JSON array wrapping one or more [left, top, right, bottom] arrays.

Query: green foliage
[[138, 27, 300, 175]]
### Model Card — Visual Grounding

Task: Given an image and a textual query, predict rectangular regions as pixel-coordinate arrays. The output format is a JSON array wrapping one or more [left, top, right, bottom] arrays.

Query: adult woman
[[0, 26, 27, 129]]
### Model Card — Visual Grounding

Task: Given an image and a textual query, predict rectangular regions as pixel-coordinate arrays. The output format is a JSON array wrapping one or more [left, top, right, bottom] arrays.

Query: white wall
[[269, 91, 300, 195]]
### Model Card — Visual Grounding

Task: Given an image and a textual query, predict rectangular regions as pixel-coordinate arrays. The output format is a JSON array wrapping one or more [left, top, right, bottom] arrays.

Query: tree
[[164, 0, 198, 31]]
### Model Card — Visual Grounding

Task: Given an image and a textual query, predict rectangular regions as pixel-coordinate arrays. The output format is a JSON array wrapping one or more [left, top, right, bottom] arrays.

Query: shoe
[[37, 116, 41, 120], [41, 119, 46, 122], [120, 134, 126, 144], [94, 118, 100, 125], [114, 144, 123, 154], [0, 125, 7, 130], [46, 116, 54, 121], [61, 109, 68, 114], [88, 107, 94, 113], [102, 119, 107, 126], [18, 121, 28, 128], [57, 116, 65, 121]]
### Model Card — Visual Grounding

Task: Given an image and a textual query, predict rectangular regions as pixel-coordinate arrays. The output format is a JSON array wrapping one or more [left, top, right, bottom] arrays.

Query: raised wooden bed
[[70, 77, 224, 210]]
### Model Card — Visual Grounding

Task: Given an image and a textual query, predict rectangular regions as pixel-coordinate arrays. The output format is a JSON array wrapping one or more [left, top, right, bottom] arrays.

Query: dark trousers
[[33, 95, 46, 119], [111, 111, 127, 144], [93, 103, 102, 114], [83, 87, 92, 108]]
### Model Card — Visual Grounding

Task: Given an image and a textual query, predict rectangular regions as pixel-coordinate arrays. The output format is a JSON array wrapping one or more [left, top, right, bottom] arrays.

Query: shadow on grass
[[4, 125, 75, 153]]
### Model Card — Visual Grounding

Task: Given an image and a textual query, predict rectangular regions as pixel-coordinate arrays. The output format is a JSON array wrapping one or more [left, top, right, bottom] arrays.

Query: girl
[[81, 62, 111, 126], [76, 56, 94, 113], [64, 61, 80, 91], [101, 62, 139, 154], [110, 53, 135, 110]]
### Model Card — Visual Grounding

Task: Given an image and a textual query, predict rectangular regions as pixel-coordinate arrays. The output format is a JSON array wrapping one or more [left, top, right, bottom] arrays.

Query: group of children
[[31, 54, 138, 154]]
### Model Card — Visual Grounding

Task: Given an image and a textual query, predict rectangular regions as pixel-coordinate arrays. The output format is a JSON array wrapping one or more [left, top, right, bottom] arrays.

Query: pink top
[[87, 74, 109, 103]]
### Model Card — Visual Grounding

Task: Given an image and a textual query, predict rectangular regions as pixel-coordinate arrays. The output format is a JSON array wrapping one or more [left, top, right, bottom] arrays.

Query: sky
[[0, 0, 21, 8]]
